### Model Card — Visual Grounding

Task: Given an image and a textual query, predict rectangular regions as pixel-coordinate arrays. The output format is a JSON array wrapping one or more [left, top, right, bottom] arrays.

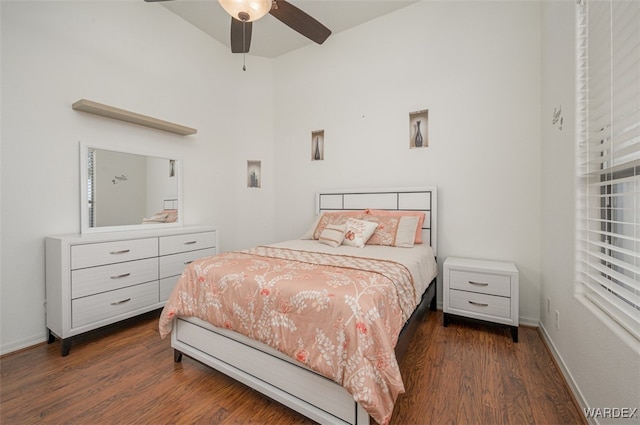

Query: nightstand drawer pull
[[468, 300, 489, 307], [109, 249, 131, 255], [110, 273, 131, 279], [110, 298, 131, 305], [183, 241, 197, 245], [184, 260, 193, 265], [469, 281, 489, 286]]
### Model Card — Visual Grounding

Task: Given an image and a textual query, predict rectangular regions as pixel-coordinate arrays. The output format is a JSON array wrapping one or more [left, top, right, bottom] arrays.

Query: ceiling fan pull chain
[[242, 24, 246, 71], [242, 15, 247, 71]]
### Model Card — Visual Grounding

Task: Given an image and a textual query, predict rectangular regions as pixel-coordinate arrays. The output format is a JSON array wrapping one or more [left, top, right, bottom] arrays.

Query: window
[[576, 0, 640, 340]]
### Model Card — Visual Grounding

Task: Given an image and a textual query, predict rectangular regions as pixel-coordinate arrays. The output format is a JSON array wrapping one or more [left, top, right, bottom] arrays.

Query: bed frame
[[171, 187, 438, 425]]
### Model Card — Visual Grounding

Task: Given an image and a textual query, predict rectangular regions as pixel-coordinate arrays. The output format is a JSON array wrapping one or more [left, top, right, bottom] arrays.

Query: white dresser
[[443, 257, 519, 342], [45, 226, 217, 356]]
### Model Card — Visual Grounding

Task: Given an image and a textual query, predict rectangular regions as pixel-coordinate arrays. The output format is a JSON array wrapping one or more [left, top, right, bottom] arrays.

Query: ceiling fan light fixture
[[218, 0, 272, 22]]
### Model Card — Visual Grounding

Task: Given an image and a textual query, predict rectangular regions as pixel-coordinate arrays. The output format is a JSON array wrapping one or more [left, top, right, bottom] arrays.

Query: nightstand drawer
[[449, 289, 511, 319], [449, 269, 511, 297]]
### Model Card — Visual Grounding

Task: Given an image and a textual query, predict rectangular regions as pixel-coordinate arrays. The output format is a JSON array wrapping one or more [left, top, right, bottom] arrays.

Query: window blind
[[576, 0, 640, 339]]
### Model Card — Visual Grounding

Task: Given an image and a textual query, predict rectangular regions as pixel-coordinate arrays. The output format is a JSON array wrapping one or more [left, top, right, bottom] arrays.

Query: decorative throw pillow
[[300, 211, 366, 240], [365, 215, 420, 247], [342, 218, 378, 248], [394, 216, 421, 247], [365, 210, 426, 244], [318, 224, 346, 248], [163, 209, 178, 223], [142, 212, 169, 223]]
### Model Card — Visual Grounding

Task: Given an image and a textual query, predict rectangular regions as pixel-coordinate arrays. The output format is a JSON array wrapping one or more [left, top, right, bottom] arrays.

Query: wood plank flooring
[[0, 310, 586, 425]]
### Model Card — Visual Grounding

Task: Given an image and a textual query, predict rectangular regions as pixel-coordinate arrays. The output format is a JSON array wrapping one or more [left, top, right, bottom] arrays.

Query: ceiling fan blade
[[269, 0, 331, 45], [230, 17, 252, 53]]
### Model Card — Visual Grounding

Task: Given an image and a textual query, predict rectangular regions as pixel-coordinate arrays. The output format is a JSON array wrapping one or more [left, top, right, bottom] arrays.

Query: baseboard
[[0, 334, 47, 357], [519, 315, 539, 327], [538, 322, 594, 425]]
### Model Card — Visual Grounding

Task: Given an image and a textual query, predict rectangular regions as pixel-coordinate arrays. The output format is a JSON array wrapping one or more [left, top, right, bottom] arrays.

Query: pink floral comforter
[[158, 245, 418, 424]]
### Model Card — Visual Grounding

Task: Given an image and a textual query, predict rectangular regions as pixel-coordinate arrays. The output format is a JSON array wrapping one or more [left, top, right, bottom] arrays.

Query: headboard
[[316, 187, 437, 256]]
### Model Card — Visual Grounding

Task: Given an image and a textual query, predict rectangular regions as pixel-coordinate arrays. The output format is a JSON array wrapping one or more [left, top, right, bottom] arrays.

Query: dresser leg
[[47, 329, 55, 344], [61, 338, 72, 356], [174, 349, 183, 363], [443, 313, 450, 327], [511, 326, 519, 343]]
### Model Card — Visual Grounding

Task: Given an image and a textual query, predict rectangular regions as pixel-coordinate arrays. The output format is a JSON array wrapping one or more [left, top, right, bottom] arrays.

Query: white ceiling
[[157, 0, 418, 58]]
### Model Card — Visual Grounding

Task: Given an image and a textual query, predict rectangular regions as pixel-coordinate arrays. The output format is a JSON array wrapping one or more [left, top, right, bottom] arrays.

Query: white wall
[[540, 1, 640, 421], [0, 0, 275, 354], [273, 1, 542, 324]]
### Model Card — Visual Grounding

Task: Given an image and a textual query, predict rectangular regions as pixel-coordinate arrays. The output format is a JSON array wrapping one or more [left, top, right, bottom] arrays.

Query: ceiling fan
[[144, 0, 331, 55]]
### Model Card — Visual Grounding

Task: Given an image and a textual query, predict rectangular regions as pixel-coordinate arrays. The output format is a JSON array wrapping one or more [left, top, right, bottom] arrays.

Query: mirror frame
[[80, 142, 183, 233]]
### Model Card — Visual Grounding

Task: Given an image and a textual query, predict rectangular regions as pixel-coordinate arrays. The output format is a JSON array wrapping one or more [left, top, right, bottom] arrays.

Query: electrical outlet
[[555, 309, 560, 330], [547, 297, 551, 313]]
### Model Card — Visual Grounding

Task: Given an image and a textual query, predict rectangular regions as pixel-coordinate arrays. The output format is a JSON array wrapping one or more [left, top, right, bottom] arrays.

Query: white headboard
[[316, 187, 437, 256]]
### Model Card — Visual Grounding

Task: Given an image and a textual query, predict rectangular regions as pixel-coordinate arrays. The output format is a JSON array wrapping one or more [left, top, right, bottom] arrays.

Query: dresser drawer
[[160, 248, 217, 279], [449, 289, 511, 319], [159, 232, 216, 256], [71, 238, 158, 269], [449, 269, 511, 297], [160, 276, 178, 302], [71, 257, 159, 299], [72, 281, 159, 328]]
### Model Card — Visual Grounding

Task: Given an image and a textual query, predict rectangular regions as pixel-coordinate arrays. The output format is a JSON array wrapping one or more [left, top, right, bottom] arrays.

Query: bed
[[158, 187, 438, 425]]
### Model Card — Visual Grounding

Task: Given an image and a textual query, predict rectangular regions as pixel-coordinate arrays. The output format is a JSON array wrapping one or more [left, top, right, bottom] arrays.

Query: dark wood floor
[[0, 309, 586, 425]]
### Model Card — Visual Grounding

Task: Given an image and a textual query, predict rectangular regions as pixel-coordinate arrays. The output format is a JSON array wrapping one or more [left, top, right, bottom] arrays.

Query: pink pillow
[[364, 215, 420, 247], [365, 210, 425, 244]]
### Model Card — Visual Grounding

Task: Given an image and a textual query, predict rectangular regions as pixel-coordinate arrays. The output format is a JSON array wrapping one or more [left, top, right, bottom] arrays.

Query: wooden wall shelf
[[72, 99, 197, 136]]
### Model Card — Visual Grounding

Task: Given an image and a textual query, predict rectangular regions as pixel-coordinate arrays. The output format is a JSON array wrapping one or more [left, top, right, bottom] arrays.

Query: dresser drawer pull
[[469, 281, 489, 286], [109, 249, 131, 255], [110, 273, 131, 279], [469, 300, 489, 307], [184, 260, 193, 265], [110, 298, 131, 305], [183, 241, 197, 245]]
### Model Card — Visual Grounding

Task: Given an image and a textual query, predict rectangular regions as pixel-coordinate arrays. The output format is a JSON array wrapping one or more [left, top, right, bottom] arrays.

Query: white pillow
[[342, 218, 378, 248], [318, 224, 346, 248], [393, 216, 421, 247]]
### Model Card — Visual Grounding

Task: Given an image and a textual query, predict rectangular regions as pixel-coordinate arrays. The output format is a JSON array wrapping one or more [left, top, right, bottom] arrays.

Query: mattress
[[270, 239, 438, 301]]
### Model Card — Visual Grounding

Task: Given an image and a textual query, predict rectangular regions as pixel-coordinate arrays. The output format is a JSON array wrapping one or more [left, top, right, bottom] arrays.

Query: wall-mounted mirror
[[80, 143, 183, 233]]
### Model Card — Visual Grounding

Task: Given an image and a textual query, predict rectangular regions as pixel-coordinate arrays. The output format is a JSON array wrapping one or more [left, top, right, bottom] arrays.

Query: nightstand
[[443, 257, 519, 342]]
